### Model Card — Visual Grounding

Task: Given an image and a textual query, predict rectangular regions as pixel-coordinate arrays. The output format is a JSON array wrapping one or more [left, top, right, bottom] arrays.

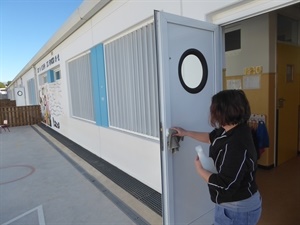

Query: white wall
[[225, 14, 271, 76]]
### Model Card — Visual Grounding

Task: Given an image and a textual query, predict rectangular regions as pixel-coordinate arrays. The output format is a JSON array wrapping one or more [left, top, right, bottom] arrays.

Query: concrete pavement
[[0, 125, 162, 225]]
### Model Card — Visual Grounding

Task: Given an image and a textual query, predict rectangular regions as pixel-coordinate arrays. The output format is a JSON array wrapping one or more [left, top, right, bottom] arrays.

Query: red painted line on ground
[[0, 165, 35, 185]]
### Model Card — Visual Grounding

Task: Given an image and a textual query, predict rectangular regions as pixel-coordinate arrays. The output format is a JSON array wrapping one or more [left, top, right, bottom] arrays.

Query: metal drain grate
[[37, 124, 162, 216]]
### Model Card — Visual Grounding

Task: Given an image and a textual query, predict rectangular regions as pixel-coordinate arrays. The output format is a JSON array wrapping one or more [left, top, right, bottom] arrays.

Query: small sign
[[243, 75, 260, 89], [226, 79, 242, 90]]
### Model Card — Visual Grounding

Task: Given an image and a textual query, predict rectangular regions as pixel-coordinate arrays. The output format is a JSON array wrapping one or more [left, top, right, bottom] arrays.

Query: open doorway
[[223, 2, 300, 168]]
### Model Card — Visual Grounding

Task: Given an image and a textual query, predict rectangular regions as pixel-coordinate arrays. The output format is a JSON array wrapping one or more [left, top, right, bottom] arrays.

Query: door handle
[[167, 128, 184, 153], [278, 98, 286, 108]]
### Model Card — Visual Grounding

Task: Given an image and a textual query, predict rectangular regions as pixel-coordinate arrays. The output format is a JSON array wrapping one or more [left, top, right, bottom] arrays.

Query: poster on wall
[[243, 75, 261, 89], [40, 85, 51, 126], [39, 80, 64, 129], [226, 79, 242, 89]]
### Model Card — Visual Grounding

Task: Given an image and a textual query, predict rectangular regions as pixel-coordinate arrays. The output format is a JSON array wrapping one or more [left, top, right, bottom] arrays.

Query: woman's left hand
[[194, 155, 212, 183], [194, 155, 203, 170]]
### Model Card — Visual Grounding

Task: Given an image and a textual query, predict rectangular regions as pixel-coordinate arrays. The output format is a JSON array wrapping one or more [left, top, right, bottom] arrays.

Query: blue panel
[[91, 44, 109, 127], [47, 70, 54, 83]]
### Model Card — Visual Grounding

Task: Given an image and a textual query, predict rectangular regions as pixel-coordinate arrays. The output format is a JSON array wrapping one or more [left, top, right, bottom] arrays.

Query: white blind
[[27, 78, 37, 105], [68, 53, 95, 121], [105, 23, 159, 138]]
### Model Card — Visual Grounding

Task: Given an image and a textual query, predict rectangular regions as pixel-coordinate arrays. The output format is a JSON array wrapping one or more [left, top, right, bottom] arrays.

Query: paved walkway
[[0, 125, 162, 225]]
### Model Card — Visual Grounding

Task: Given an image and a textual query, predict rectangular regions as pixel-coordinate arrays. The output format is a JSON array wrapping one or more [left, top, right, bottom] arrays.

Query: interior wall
[[223, 73, 275, 167], [224, 14, 271, 76], [245, 74, 275, 167]]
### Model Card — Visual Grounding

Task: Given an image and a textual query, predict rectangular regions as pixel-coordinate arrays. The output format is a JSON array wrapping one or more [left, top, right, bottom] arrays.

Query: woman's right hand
[[172, 128, 210, 144], [171, 127, 187, 137]]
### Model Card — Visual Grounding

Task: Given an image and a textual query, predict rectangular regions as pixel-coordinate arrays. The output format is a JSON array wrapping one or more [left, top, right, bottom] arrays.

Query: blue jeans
[[214, 204, 262, 225]]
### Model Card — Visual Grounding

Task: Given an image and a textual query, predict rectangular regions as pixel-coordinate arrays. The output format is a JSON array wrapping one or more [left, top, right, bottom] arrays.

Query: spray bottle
[[195, 145, 217, 173]]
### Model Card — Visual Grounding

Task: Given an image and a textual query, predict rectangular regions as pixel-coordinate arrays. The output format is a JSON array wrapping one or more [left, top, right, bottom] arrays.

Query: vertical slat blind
[[27, 78, 37, 105], [68, 53, 95, 121], [39, 74, 46, 86], [105, 23, 159, 138]]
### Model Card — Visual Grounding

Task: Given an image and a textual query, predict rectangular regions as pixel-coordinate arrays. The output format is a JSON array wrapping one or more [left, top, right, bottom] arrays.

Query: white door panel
[[155, 11, 221, 225], [14, 87, 26, 106]]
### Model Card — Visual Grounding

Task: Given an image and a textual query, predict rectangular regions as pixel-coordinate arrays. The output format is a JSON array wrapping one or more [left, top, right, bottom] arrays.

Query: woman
[[173, 89, 262, 225]]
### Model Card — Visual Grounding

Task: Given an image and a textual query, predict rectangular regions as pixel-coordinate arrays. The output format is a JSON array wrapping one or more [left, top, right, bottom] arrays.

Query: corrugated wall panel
[[105, 23, 159, 138]]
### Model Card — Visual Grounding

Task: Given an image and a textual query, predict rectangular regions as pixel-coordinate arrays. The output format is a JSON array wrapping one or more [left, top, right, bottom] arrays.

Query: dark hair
[[210, 90, 251, 127]]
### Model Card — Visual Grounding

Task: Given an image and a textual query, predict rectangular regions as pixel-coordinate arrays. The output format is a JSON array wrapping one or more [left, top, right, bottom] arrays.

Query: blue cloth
[[256, 121, 269, 149]]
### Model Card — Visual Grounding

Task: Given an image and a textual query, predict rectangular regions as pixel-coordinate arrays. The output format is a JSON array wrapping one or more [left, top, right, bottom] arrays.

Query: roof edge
[[9, 0, 111, 86]]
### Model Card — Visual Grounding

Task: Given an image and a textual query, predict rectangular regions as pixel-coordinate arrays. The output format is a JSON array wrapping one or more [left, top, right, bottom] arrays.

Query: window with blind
[[68, 52, 95, 121], [27, 78, 37, 105], [105, 23, 159, 138], [39, 73, 47, 86]]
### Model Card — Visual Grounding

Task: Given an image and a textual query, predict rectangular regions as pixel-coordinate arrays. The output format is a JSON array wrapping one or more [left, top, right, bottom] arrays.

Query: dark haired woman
[[173, 89, 262, 225]]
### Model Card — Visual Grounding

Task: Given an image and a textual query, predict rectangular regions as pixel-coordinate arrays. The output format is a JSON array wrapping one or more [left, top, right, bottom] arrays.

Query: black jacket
[[208, 123, 258, 204]]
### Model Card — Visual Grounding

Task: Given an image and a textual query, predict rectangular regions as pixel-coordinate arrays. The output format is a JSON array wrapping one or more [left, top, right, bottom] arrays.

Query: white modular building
[[7, 1, 300, 224]]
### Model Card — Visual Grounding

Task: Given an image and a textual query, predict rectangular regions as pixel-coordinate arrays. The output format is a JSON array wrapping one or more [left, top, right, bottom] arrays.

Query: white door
[[155, 11, 221, 225], [14, 87, 26, 106]]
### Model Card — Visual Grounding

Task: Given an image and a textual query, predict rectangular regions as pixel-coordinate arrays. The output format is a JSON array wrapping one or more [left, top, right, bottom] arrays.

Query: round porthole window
[[17, 91, 23, 96], [178, 48, 208, 94]]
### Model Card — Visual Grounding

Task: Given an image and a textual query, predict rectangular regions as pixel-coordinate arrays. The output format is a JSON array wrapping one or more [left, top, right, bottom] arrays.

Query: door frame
[[207, 0, 298, 25]]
